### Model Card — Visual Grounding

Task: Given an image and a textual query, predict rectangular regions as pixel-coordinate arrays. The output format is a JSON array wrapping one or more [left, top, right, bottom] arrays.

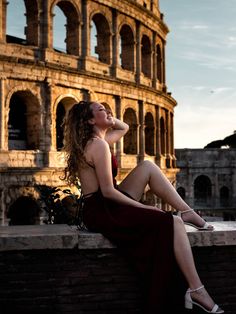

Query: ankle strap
[[180, 208, 194, 214], [188, 285, 204, 293]]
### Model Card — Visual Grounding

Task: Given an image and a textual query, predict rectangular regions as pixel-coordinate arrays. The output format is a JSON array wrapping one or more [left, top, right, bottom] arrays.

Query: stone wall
[[0, 223, 235, 313], [175, 148, 236, 217]]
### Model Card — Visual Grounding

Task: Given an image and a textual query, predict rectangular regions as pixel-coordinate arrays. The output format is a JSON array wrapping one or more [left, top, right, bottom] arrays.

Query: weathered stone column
[[114, 95, 122, 165], [0, 0, 7, 42], [188, 174, 195, 209], [42, 78, 54, 156], [81, 0, 89, 60], [111, 8, 118, 77], [152, 31, 157, 88], [138, 100, 144, 162], [0, 76, 6, 150], [81, 88, 90, 102], [39, 0, 52, 49], [155, 105, 161, 165], [213, 172, 219, 209], [135, 21, 141, 84], [162, 41, 167, 91], [166, 110, 171, 168]]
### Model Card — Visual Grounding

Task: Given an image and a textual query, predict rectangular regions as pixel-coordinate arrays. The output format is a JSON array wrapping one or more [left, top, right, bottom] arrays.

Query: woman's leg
[[173, 215, 219, 311], [118, 160, 211, 228]]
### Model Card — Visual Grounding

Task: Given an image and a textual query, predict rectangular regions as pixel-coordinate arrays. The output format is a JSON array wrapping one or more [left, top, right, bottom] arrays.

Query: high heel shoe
[[177, 209, 214, 231], [185, 285, 224, 313]]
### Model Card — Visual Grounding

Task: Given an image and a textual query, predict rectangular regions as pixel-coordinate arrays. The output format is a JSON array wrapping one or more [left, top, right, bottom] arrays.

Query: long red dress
[[81, 154, 187, 313]]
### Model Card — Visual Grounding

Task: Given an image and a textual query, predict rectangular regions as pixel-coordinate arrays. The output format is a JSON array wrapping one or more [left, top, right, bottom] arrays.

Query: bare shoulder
[[85, 138, 110, 160]]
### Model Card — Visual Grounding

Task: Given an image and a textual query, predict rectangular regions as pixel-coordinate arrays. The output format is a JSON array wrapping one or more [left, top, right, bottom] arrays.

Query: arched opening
[[56, 97, 78, 151], [141, 35, 151, 78], [8, 96, 27, 149], [8, 91, 40, 150], [123, 108, 137, 154], [220, 186, 229, 207], [194, 175, 212, 207], [6, 0, 26, 44], [160, 117, 165, 155], [156, 44, 162, 82], [53, 1, 80, 55], [145, 112, 154, 155], [177, 187, 186, 200], [119, 24, 134, 71], [7, 196, 40, 225], [56, 103, 66, 150], [90, 13, 111, 64]]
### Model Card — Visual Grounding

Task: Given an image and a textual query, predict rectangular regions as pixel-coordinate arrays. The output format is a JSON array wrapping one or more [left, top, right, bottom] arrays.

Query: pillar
[[114, 95, 122, 165], [135, 21, 141, 84], [111, 8, 118, 77], [0, 76, 6, 150], [39, 0, 52, 49], [138, 100, 144, 162], [152, 31, 157, 88]]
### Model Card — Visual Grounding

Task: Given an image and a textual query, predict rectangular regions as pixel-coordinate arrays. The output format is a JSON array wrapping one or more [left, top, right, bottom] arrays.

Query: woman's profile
[[63, 100, 224, 314]]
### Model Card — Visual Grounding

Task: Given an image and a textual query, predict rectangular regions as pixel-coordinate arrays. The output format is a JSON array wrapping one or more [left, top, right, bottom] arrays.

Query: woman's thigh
[[118, 160, 151, 201]]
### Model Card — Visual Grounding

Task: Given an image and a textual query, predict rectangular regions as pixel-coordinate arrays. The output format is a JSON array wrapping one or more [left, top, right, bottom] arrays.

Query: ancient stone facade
[[0, 0, 178, 225], [175, 149, 236, 218]]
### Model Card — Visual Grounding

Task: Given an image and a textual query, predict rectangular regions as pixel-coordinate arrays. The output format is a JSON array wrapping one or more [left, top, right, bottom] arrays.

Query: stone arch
[[51, 0, 80, 55], [141, 34, 151, 78], [90, 12, 111, 64], [220, 186, 230, 207], [7, 196, 40, 225], [144, 112, 154, 155], [194, 175, 212, 207], [156, 43, 162, 82], [119, 24, 135, 71], [54, 96, 78, 151], [123, 108, 138, 154], [7, 90, 41, 150], [177, 187, 186, 200], [160, 116, 165, 154]]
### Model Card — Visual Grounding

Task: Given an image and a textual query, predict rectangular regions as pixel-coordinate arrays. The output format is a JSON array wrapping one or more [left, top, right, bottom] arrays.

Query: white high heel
[[177, 209, 214, 231], [185, 285, 224, 313]]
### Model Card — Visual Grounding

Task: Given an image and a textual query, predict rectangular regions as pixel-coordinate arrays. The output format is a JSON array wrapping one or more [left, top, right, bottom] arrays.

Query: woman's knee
[[139, 160, 158, 171]]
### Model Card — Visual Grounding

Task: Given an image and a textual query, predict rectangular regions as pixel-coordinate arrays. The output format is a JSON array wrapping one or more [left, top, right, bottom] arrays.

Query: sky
[[6, 0, 236, 148], [159, 0, 236, 148]]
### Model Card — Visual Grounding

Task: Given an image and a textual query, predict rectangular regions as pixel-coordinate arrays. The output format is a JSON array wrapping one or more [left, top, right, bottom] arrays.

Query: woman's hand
[[105, 118, 129, 145]]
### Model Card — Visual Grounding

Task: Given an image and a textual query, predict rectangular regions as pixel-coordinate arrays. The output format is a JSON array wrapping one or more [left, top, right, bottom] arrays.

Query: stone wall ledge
[[0, 221, 236, 252]]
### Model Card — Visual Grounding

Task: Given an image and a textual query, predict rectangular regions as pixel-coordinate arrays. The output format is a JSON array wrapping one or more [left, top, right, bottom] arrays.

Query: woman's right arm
[[89, 139, 163, 212]]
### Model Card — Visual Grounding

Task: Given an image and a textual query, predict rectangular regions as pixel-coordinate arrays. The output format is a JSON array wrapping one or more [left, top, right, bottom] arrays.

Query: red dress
[[81, 154, 187, 313]]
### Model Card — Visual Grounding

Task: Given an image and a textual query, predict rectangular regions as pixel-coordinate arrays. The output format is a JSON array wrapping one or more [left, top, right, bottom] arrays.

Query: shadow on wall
[[7, 196, 40, 225]]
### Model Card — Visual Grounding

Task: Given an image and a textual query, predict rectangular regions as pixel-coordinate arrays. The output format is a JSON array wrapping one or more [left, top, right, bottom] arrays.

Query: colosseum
[[0, 0, 178, 225]]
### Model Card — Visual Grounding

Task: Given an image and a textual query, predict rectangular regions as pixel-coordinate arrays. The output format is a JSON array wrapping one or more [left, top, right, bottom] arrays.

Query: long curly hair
[[62, 100, 95, 186]]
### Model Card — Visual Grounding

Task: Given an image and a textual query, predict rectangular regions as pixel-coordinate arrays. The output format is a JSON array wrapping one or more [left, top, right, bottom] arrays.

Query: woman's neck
[[93, 127, 106, 139]]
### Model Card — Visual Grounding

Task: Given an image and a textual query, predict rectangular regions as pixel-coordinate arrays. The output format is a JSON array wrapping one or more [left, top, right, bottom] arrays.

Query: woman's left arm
[[105, 118, 129, 145]]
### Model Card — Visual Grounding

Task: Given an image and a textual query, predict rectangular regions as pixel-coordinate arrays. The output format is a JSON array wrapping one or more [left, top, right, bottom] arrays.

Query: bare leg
[[118, 160, 212, 228], [173, 215, 217, 310]]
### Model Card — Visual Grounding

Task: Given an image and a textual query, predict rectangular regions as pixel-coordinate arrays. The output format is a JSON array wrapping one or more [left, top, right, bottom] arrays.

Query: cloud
[[180, 50, 236, 72], [178, 22, 209, 31]]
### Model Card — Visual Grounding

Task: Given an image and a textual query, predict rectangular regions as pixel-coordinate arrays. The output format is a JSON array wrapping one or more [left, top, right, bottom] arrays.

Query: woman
[[63, 100, 224, 314]]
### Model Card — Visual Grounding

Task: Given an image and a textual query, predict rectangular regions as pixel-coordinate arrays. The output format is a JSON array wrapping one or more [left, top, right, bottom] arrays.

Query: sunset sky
[[6, 0, 236, 148], [160, 0, 236, 148]]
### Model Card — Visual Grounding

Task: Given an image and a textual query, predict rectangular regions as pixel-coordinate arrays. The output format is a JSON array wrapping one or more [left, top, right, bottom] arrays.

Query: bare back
[[78, 138, 111, 195]]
